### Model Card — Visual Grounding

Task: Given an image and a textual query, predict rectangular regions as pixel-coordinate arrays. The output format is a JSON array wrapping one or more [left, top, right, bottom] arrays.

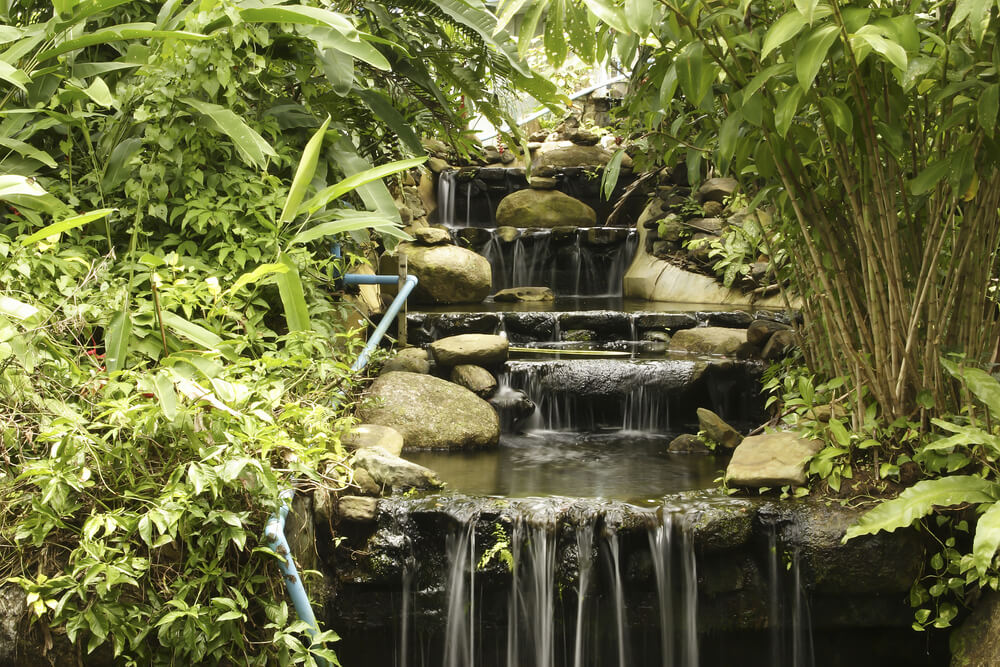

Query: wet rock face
[[358, 371, 500, 450], [951, 590, 1000, 667]]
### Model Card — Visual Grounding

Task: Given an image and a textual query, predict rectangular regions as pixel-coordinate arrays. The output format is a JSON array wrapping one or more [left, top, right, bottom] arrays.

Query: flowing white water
[[680, 521, 699, 667], [442, 519, 476, 667], [649, 513, 675, 667], [438, 170, 456, 226], [573, 519, 595, 667], [606, 530, 630, 667]]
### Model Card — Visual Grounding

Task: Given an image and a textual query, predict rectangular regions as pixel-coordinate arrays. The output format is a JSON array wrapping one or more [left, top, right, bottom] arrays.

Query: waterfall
[[649, 513, 674, 667], [766, 521, 816, 667], [507, 514, 557, 667], [438, 170, 456, 227], [604, 529, 631, 667], [443, 518, 476, 667], [573, 518, 595, 667], [680, 520, 699, 667]]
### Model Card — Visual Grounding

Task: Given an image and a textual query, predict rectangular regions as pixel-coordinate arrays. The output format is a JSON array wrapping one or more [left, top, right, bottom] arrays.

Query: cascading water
[[443, 516, 477, 667], [572, 517, 595, 667], [649, 514, 674, 667], [439, 169, 457, 227], [765, 521, 815, 667]]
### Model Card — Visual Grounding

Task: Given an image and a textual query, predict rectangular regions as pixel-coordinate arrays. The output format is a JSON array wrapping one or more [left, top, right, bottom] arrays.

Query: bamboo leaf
[[973, 503, 1000, 575], [36, 24, 211, 62], [21, 208, 116, 245], [102, 138, 144, 191], [301, 157, 426, 215], [979, 83, 999, 136], [495, 0, 534, 33], [582, 0, 629, 34], [153, 371, 178, 421], [741, 63, 792, 101], [0, 60, 29, 92], [355, 89, 424, 154], [0, 137, 57, 168], [625, 0, 655, 35], [820, 96, 853, 135], [908, 158, 951, 195], [179, 98, 277, 170], [279, 116, 331, 226], [289, 216, 405, 246], [274, 253, 311, 332], [853, 30, 907, 72], [794, 0, 820, 23], [716, 110, 743, 173], [774, 86, 804, 137], [675, 42, 718, 110], [762, 11, 808, 59], [602, 149, 625, 200], [844, 476, 1000, 541], [105, 307, 131, 372], [796, 23, 840, 90]]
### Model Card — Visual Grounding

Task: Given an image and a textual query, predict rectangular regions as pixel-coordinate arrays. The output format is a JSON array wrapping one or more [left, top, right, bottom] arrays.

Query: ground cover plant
[[0, 0, 554, 663]]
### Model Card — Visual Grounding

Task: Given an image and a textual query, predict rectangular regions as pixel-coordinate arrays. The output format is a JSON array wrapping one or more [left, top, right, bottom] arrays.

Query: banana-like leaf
[[426, 0, 530, 77], [227, 263, 289, 296], [21, 208, 115, 245], [0, 61, 29, 92], [942, 358, 1000, 417], [105, 307, 131, 372], [36, 23, 211, 62], [0, 175, 48, 200], [301, 156, 426, 215], [160, 311, 237, 360], [0, 137, 56, 168], [355, 89, 424, 154], [274, 252, 311, 332], [180, 98, 277, 170], [0, 295, 39, 322], [844, 475, 1000, 541], [279, 116, 331, 226], [289, 215, 408, 246]]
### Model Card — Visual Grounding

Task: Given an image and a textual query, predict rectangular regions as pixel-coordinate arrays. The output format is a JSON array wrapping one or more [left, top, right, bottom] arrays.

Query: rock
[[450, 364, 497, 398], [685, 217, 725, 235], [422, 138, 451, 158], [762, 329, 798, 360], [402, 185, 427, 218], [482, 145, 502, 162], [360, 372, 499, 449], [414, 227, 451, 245], [535, 142, 633, 168], [747, 319, 792, 347], [633, 312, 699, 332], [495, 189, 596, 228], [701, 310, 755, 328], [643, 331, 671, 343], [352, 446, 443, 492], [951, 591, 1000, 667], [568, 129, 601, 145], [585, 227, 630, 245], [489, 386, 535, 424], [529, 176, 558, 189], [338, 495, 380, 522], [397, 205, 413, 225], [342, 424, 405, 457], [668, 433, 712, 454], [381, 243, 491, 304], [668, 327, 747, 356], [696, 177, 739, 204], [687, 232, 717, 264], [563, 329, 594, 341], [658, 214, 685, 242], [807, 404, 848, 423], [697, 408, 743, 448], [493, 286, 555, 302], [499, 150, 515, 164], [455, 227, 492, 247], [702, 200, 725, 217], [381, 347, 432, 375], [497, 226, 520, 242], [429, 334, 509, 367], [428, 157, 450, 173], [725, 432, 823, 487], [352, 466, 381, 495]]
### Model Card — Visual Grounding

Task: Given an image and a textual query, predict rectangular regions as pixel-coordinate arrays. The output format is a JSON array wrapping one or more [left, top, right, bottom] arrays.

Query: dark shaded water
[[404, 432, 724, 504]]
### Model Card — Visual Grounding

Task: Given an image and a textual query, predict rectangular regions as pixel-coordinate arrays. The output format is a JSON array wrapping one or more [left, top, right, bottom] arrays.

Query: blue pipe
[[265, 272, 418, 661]]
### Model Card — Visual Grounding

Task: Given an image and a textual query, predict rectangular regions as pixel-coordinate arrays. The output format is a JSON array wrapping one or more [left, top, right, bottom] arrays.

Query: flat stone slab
[[429, 334, 509, 367], [725, 432, 823, 487], [668, 327, 747, 356]]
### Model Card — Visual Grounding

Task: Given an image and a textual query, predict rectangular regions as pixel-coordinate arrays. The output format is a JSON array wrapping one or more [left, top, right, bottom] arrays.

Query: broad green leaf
[[328, 138, 404, 225], [289, 216, 404, 246], [105, 307, 131, 372], [0, 295, 38, 321], [820, 96, 853, 135], [796, 23, 840, 90], [228, 263, 288, 295], [717, 111, 743, 175], [762, 11, 808, 59], [942, 359, 1000, 417], [300, 24, 390, 71], [36, 24, 210, 62], [0, 60, 28, 92], [774, 86, 804, 137], [425, 0, 530, 76], [317, 47, 353, 95], [355, 89, 423, 154], [302, 157, 426, 215], [160, 312, 236, 360], [923, 420, 1000, 457], [794, 0, 820, 23], [0, 26, 23, 45], [495, 0, 535, 33], [948, 0, 991, 44], [544, 0, 567, 67], [741, 63, 792, 101], [517, 0, 547, 58], [274, 253, 311, 332], [21, 208, 115, 245], [979, 83, 1000, 136], [625, 0, 655, 35], [973, 503, 1000, 575], [602, 149, 625, 200], [844, 476, 1000, 541], [0, 137, 57, 168], [908, 158, 951, 195], [675, 42, 718, 110], [239, 5, 357, 35], [828, 418, 850, 446], [153, 371, 178, 421], [279, 116, 331, 226], [853, 29, 907, 72], [180, 98, 276, 170], [81, 76, 116, 107], [582, 0, 629, 34], [102, 138, 144, 191], [659, 63, 679, 109]]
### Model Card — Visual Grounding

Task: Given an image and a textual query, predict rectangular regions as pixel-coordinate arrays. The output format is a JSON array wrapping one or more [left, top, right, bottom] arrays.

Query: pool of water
[[404, 432, 724, 504]]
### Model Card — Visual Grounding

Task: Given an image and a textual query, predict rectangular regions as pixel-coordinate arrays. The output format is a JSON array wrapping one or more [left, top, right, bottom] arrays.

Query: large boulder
[[668, 327, 747, 356], [696, 177, 739, 204], [495, 189, 596, 228], [381, 347, 432, 374], [351, 447, 442, 492], [341, 424, 404, 457], [450, 364, 497, 398], [429, 334, 509, 367], [533, 141, 633, 169], [381, 243, 491, 304], [725, 432, 823, 487], [697, 408, 743, 448], [358, 371, 500, 449]]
